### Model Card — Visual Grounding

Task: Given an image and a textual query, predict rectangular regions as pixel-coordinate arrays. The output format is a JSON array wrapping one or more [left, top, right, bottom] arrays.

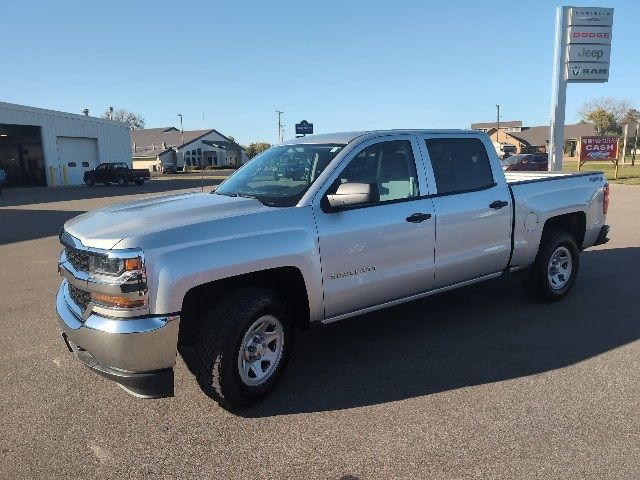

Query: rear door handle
[[489, 200, 509, 209], [406, 212, 432, 223]]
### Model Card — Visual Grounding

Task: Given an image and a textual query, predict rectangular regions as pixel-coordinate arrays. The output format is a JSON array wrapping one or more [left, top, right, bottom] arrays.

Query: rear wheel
[[521, 230, 579, 302], [117, 175, 128, 186], [193, 288, 293, 410]]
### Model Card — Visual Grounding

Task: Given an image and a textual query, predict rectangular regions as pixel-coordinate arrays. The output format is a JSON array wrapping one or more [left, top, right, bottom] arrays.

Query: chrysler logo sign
[[569, 7, 614, 26]]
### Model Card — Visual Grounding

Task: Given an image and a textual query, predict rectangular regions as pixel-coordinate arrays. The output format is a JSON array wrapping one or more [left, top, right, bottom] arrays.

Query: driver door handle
[[489, 200, 509, 209], [406, 212, 432, 223]]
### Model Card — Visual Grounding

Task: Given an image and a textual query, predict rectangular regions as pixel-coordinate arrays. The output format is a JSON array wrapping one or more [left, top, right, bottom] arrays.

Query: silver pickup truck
[[56, 130, 610, 409]]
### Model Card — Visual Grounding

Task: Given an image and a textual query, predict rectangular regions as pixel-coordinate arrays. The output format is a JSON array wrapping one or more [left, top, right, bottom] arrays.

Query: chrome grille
[[68, 283, 91, 311], [66, 247, 91, 272]]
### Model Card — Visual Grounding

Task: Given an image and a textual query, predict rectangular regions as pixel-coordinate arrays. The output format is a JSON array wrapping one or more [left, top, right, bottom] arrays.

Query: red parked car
[[501, 154, 548, 171]]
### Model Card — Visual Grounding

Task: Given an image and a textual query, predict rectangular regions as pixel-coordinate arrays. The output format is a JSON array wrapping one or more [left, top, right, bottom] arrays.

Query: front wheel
[[84, 176, 95, 186], [521, 230, 579, 302], [193, 288, 293, 410], [117, 176, 128, 186]]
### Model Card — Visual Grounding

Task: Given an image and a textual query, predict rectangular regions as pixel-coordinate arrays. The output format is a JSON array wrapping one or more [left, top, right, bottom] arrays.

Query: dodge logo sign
[[571, 66, 581, 77]]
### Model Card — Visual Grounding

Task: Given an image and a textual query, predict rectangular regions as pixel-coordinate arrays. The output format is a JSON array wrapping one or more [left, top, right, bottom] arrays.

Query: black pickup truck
[[84, 162, 150, 186]]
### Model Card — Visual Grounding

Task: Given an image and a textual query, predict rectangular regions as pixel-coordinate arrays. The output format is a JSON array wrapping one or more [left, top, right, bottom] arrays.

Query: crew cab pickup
[[56, 130, 610, 409], [83, 162, 150, 186]]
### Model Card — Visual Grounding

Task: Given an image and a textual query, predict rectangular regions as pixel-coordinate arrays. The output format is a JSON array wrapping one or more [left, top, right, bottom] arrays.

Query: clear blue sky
[[2, 0, 638, 145]]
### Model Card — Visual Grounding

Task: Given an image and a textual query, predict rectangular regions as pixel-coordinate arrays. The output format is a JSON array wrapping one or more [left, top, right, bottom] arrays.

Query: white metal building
[[0, 101, 131, 187]]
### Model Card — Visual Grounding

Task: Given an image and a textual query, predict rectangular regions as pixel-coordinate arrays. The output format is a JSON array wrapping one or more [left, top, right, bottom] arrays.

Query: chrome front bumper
[[56, 281, 180, 398]]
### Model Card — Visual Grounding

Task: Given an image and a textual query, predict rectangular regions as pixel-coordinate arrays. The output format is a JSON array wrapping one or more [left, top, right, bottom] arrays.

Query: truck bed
[[504, 170, 603, 185]]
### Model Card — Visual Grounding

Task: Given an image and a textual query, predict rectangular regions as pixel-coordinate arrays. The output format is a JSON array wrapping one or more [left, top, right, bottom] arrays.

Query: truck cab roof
[[282, 129, 477, 145]]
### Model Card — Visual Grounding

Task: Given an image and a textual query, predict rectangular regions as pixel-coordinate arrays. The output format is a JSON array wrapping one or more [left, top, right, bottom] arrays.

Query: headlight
[[89, 254, 143, 277]]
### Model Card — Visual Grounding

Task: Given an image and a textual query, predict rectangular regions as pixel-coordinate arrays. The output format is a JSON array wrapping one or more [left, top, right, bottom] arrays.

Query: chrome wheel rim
[[237, 315, 284, 386], [547, 246, 572, 290]]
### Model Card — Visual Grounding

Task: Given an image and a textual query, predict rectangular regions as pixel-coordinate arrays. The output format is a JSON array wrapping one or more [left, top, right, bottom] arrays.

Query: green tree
[[101, 108, 145, 130], [621, 108, 640, 127], [245, 142, 272, 159], [585, 108, 618, 135], [578, 97, 638, 138], [578, 97, 634, 125]]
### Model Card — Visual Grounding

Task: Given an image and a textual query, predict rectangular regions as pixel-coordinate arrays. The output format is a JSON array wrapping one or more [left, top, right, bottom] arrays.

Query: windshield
[[501, 154, 527, 165], [215, 143, 345, 207]]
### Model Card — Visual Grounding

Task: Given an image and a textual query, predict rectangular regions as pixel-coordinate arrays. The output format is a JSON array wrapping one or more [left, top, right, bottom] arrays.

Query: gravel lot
[[1, 181, 638, 479]]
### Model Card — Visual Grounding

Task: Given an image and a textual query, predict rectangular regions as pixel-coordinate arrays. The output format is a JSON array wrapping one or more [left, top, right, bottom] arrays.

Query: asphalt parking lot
[[1, 181, 639, 479]]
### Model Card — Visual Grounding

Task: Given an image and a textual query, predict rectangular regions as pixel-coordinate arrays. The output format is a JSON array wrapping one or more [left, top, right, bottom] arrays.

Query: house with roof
[[470, 120, 523, 134], [131, 127, 248, 172], [472, 121, 597, 158]]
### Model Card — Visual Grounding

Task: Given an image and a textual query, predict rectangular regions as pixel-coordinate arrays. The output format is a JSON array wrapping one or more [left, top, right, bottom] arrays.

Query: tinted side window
[[425, 138, 494, 195], [335, 140, 419, 203]]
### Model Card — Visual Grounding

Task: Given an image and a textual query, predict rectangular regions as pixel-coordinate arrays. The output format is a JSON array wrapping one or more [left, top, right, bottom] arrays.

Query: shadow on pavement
[[202, 246, 639, 417], [0, 209, 86, 245], [0, 179, 222, 208]]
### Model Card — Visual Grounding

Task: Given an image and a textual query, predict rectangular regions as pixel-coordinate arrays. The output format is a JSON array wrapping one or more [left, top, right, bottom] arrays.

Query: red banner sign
[[580, 136, 619, 161]]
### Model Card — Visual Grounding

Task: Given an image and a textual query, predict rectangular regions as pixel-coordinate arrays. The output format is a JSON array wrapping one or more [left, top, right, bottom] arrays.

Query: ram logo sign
[[566, 62, 609, 82]]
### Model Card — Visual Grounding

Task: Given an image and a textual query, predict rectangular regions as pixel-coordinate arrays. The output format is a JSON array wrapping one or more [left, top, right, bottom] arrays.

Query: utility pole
[[177, 113, 185, 178], [622, 123, 629, 165], [633, 124, 639, 166], [276, 110, 284, 143], [496, 104, 500, 144]]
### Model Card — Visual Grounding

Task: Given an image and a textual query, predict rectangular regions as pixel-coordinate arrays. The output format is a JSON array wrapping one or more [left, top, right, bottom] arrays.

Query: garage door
[[56, 137, 98, 186]]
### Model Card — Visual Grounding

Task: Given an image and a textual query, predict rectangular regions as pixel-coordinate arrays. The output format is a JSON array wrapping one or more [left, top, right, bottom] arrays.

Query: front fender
[[132, 206, 323, 322]]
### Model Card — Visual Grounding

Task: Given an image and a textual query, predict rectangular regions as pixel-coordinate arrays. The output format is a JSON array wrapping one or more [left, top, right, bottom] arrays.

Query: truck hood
[[63, 192, 270, 249]]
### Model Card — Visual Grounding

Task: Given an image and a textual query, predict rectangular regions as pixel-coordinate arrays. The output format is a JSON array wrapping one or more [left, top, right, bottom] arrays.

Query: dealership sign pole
[[548, 6, 614, 171]]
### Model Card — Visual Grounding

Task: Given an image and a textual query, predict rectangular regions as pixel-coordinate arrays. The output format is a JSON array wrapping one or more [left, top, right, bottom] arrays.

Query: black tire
[[103, 181, 111, 186], [117, 175, 128, 186], [134, 179, 145, 186], [193, 287, 293, 410], [521, 230, 579, 302], [84, 176, 95, 186]]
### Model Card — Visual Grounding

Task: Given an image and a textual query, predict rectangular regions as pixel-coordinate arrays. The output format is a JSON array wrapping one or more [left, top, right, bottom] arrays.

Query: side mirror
[[326, 182, 379, 209]]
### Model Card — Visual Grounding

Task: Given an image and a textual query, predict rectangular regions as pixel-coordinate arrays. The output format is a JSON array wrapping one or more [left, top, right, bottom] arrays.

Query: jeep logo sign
[[567, 44, 611, 63]]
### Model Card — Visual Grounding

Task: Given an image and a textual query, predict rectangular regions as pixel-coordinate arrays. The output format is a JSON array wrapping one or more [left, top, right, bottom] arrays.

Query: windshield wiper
[[214, 190, 278, 206]]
